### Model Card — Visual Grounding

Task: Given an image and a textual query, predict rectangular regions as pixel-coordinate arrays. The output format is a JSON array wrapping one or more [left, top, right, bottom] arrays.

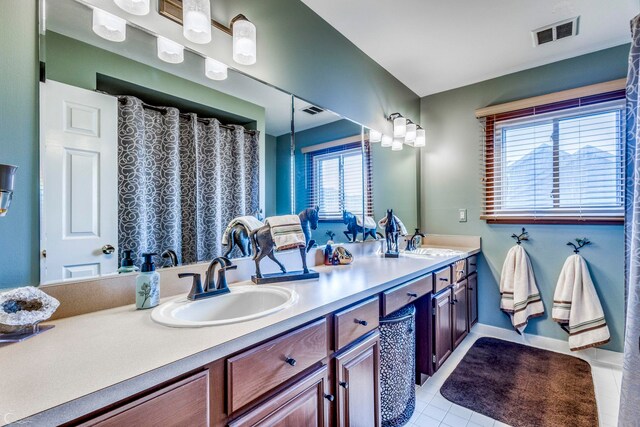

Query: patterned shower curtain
[[620, 14, 640, 426], [117, 96, 259, 266]]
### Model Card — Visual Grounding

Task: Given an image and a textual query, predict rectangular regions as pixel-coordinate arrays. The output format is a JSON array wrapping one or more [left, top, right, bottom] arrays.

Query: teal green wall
[[0, 1, 39, 289], [265, 134, 277, 217], [420, 44, 630, 352]]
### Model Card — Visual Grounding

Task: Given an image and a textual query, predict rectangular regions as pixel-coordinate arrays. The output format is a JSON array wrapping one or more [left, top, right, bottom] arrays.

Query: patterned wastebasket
[[379, 304, 416, 427]]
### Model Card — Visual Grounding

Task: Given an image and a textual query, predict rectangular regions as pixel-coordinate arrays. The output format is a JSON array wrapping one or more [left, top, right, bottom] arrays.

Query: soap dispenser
[[136, 253, 160, 310], [118, 250, 139, 274]]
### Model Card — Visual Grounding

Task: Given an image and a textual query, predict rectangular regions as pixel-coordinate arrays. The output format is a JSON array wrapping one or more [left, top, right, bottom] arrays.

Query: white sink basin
[[403, 247, 466, 257], [151, 285, 298, 328]]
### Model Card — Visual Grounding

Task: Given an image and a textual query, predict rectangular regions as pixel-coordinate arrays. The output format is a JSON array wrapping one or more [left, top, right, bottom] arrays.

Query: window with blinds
[[480, 91, 625, 224], [307, 142, 373, 220]]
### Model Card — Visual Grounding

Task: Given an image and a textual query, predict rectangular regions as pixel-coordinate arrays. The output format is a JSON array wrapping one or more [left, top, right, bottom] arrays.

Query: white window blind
[[307, 143, 373, 220], [481, 98, 625, 223]]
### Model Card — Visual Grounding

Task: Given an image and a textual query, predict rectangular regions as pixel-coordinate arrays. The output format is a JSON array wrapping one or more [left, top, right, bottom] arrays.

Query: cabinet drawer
[[467, 256, 478, 275], [382, 274, 431, 317], [227, 319, 328, 413], [433, 266, 452, 293], [453, 259, 466, 282], [80, 371, 209, 427], [334, 297, 379, 350]]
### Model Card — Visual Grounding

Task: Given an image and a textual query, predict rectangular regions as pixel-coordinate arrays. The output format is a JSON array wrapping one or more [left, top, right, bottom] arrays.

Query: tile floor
[[407, 331, 622, 427]]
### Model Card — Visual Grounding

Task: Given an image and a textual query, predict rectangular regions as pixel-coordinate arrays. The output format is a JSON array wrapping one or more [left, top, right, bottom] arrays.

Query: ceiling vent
[[301, 105, 324, 115], [532, 16, 579, 47]]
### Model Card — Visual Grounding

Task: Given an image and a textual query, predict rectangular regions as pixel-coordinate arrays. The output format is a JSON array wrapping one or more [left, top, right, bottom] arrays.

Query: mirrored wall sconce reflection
[[157, 36, 185, 63], [92, 7, 126, 42], [391, 139, 404, 151], [205, 57, 228, 80], [0, 164, 18, 217], [114, 0, 150, 16], [381, 135, 393, 147]]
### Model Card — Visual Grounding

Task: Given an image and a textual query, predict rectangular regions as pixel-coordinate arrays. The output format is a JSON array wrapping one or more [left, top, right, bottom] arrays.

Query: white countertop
[[0, 245, 479, 426]]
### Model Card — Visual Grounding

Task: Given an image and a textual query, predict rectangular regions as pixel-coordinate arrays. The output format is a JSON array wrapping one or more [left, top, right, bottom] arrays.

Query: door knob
[[102, 244, 115, 255]]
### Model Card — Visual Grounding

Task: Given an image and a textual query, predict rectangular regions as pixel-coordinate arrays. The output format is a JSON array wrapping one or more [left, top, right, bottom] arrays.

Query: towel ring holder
[[567, 238, 591, 254], [511, 228, 529, 245]]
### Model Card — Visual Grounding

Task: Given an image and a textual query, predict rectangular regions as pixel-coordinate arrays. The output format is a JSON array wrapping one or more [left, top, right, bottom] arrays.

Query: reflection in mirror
[[40, 0, 293, 284], [288, 97, 367, 246]]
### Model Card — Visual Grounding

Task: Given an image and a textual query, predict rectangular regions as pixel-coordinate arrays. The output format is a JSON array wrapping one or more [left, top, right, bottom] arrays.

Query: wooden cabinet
[[334, 297, 379, 351], [228, 366, 330, 427], [432, 289, 453, 371], [382, 274, 431, 317], [433, 266, 452, 294], [78, 371, 209, 427], [468, 272, 478, 329], [467, 255, 478, 276], [335, 332, 381, 427], [227, 319, 328, 413], [452, 280, 468, 349]]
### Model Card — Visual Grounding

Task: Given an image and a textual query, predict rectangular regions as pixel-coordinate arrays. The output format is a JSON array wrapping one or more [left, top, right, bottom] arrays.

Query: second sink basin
[[151, 285, 298, 328]]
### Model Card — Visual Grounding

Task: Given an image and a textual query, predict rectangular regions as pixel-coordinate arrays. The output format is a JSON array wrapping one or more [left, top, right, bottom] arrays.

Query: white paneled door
[[40, 80, 118, 284]]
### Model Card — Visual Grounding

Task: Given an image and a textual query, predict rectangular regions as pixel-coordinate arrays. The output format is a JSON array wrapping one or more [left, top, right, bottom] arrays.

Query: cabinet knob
[[407, 292, 418, 298], [339, 381, 349, 389], [469, 287, 474, 290], [324, 393, 335, 402], [354, 319, 368, 326], [284, 357, 297, 366]]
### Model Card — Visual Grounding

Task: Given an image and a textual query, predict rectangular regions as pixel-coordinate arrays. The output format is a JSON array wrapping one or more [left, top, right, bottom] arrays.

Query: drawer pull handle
[[354, 319, 368, 326], [470, 263, 477, 266], [450, 300, 457, 305], [407, 292, 418, 298], [284, 357, 297, 366], [339, 381, 349, 389], [439, 278, 449, 282], [469, 287, 474, 290], [324, 393, 335, 402]]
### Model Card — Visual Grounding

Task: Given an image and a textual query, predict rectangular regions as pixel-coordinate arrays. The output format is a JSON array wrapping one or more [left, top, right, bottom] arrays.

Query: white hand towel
[[265, 215, 306, 251], [221, 216, 265, 245], [552, 254, 610, 351], [500, 245, 544, 333], [355, 215, 377, 230], [378, 215, 408, 236]]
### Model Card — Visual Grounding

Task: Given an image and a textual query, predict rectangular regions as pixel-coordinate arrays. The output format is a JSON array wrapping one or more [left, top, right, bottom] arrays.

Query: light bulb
[[233, 18, 257, 65], [183, 0, 212, 44], [392, 139, 403, 151], [157, 36, 184, 63], [393, 117, 406, 138], [369, 130, 382, 143], [92, 8, 126, 42], [415, 128, 426, 147], [381, 135, 393, 147], [114, 0, 149, 16], [205, 57, 228, 80], [405, 122, 417, 143]]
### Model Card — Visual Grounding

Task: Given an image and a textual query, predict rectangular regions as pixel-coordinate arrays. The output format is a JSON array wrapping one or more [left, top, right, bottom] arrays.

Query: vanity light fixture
[[157, 36, 184, 63], [393, 116, 406, 139], [92, 7, 127, 42], [391, 139, 404, 151], [232, 16, 257, 65], [369, 130, 382, 143], [183, 0, 212, 44], [114, 0, 150, 16], [405, 122, 417, 143], [381, 135, 393, 147], [415, 127, 426, 147], [205, 57, 228, 80]]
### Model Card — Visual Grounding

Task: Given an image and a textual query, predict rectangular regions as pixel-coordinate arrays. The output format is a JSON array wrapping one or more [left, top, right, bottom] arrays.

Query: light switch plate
[[458, 209, 467, 222]]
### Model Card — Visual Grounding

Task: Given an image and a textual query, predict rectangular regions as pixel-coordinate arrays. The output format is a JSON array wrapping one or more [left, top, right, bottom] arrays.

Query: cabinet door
[[433, 290, 453, 371], [468, 272, 478, 329], [335, 331, 381, 427], [228, 366, 330, 427], [452, 280, 469, 349]]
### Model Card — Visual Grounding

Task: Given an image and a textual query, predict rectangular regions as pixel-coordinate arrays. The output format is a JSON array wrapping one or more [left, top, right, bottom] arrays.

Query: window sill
[[482, 216, 624, 225]]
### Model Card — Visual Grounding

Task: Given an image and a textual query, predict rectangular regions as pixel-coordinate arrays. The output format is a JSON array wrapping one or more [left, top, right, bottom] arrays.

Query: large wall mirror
[[39, 0, 373, 285]]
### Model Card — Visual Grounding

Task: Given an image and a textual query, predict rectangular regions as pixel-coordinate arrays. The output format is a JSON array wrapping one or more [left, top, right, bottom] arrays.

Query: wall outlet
[[458, 209, 467, 222]]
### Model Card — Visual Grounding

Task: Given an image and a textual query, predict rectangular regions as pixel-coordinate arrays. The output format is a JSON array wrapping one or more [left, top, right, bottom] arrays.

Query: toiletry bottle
[[136, 253, 160, 310], [118, 249, 139, 274]]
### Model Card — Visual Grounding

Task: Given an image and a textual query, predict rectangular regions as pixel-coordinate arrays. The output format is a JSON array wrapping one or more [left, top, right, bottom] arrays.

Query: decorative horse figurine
[[383, 209, 400, 257], [250, 207, 320, 281], [342, 210, 379, 242], [222, 210, 264, 258]]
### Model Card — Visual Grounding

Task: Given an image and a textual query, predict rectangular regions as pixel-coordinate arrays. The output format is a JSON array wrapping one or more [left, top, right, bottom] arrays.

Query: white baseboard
[[472, 323, 623, 368]]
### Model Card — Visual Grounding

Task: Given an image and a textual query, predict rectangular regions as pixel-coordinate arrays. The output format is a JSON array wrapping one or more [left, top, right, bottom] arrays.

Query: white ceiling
[[301, 0, 639, 97]]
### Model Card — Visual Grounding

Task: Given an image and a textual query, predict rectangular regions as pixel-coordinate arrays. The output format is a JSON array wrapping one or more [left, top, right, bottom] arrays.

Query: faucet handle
[[179, 273, 204, 300]]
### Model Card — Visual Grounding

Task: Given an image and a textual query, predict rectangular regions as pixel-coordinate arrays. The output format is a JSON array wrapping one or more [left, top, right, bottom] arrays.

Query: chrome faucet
[[179, 257, 237, 301], [405, 228, 426, 252]]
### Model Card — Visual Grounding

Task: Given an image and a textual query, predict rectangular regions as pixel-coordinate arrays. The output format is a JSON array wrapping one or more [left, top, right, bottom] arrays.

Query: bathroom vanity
[[2, 238, 480, 426]]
